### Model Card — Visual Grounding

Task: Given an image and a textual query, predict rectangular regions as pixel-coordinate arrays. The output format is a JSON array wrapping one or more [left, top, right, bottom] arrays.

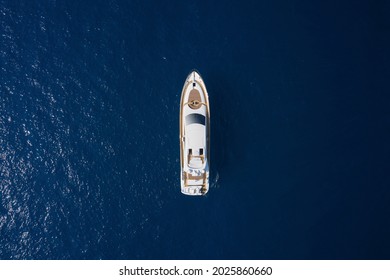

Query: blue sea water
[[1, 0, 390, 259]]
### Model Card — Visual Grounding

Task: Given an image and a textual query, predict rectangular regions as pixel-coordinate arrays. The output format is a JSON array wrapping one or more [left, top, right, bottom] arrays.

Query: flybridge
[[179, 70, 210, 196]]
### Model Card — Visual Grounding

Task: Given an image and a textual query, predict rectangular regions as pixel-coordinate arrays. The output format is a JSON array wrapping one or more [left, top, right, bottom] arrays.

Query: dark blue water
[[1, 0, 390, 259]]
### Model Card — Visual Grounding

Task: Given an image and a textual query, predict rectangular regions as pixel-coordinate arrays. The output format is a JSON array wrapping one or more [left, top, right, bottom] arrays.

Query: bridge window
[[186, 113, 205, 125]]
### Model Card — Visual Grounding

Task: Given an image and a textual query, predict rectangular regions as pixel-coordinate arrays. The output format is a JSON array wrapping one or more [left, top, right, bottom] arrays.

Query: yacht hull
[[180, 70, 210, 196]]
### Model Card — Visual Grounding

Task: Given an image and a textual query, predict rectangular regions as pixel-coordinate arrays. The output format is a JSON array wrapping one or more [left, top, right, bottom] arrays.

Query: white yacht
[[180, 70, 210, 196]]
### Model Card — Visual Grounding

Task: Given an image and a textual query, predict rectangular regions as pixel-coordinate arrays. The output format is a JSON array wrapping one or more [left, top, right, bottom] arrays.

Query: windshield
[[185, 113, 205, 125]]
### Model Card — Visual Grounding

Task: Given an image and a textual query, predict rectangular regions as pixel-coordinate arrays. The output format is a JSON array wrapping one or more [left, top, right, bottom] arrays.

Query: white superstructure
[[180, 70, 210, 196]]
